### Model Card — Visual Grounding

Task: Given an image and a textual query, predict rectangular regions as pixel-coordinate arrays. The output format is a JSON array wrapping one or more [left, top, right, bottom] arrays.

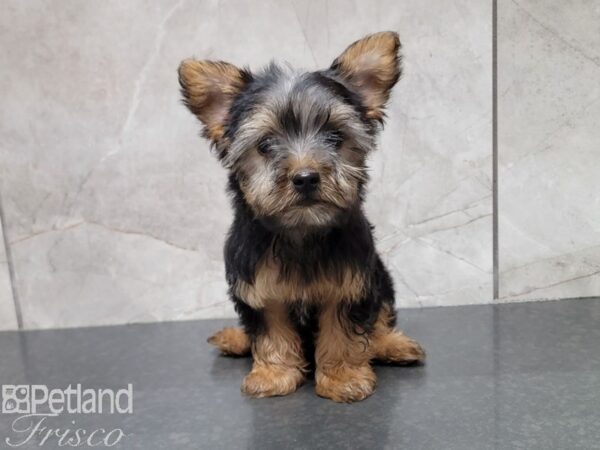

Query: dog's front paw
[[241, 365, 304, 398], [315, 365, 376, 403]]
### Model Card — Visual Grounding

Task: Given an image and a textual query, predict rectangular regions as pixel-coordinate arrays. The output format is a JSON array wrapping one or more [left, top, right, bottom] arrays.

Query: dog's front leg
[[241, 302, 306, 398], [315, 301, 376, 403]]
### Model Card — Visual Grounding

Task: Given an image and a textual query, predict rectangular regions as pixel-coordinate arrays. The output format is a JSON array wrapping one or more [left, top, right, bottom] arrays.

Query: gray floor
[[1, 299, 599, 449]]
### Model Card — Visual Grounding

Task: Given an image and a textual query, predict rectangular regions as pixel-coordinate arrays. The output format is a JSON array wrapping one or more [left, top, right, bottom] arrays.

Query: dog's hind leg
[[371, 304, 425, 365], [207, 327, 251, 356]]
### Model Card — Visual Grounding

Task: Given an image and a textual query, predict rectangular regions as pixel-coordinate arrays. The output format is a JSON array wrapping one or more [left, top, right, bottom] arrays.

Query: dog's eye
[[257, 138, 273, 156], [324, 131, 344, 150]]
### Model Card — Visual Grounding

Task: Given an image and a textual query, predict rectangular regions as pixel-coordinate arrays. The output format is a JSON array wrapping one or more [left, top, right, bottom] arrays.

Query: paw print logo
[[2, 385, 30, 414]]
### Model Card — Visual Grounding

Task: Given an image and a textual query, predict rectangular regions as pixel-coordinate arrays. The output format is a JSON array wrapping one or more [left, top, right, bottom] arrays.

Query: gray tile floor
[[1, 298, 599, 449]]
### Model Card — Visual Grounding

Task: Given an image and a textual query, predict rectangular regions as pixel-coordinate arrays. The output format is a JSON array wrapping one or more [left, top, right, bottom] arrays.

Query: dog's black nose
[[292, 170, 320, 195]]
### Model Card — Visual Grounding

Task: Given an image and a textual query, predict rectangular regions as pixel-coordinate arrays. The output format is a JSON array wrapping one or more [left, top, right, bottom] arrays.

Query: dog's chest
[[234, 255, 365, 308]]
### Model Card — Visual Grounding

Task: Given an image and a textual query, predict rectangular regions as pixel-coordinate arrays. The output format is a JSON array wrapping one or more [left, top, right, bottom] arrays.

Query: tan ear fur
[[330, 31, 402, 121], [178, 59, 248, 141]]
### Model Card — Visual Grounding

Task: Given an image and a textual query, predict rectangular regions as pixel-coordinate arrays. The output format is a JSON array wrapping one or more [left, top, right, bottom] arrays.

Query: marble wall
[[498, 0, 600, 301], [0, 215, 18, 330], [0, 0, 595, 330]]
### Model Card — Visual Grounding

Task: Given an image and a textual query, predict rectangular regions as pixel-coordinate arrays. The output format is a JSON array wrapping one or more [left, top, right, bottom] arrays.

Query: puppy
[[179, 31, 424, 403]]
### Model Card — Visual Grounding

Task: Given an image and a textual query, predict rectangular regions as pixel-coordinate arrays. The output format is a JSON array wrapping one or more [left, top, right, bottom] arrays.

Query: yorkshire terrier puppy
[[179, 31, 425, 403]]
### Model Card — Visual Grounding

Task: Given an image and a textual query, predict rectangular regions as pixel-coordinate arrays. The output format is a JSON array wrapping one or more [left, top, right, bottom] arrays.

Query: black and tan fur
[[179, 32, 424, 403]]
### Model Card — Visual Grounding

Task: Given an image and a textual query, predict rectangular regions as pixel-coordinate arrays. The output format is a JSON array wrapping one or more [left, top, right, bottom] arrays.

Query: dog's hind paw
[[373, 331, 425, 365], [207, 327, 251, 356]]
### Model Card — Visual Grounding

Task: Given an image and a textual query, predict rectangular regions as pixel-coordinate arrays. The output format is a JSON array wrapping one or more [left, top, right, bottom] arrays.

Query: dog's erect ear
[[178, 59, 250, 142], [330, 31, 402, 121]]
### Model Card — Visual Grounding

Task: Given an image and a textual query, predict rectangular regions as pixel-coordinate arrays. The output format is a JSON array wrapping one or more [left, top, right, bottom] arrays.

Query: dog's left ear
[[330, 31, 402, 121], [178, 59, 250, 143]]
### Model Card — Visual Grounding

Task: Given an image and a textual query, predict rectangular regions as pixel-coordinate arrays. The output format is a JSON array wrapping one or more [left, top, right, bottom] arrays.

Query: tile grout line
[[0, 193, 23, 329], [492, 0, 500, 299]]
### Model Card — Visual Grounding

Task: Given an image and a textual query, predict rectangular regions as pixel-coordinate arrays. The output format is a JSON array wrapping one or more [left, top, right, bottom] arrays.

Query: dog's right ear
[[178, 59, 250, 143], [329, 32, 402, 123]]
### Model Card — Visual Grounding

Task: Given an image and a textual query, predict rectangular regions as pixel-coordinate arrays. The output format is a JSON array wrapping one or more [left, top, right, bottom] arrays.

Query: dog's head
[[179, 32, 401, 231]]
